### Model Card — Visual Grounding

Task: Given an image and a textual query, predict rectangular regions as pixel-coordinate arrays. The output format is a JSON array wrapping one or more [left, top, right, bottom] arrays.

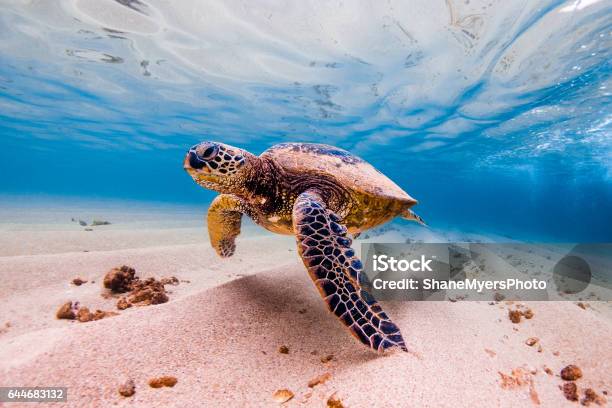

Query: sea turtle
[[183, 142, 425, 352]]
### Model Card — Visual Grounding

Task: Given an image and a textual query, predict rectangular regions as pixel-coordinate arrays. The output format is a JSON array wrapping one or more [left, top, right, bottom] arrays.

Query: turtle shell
[[261, 143, 417, 204]]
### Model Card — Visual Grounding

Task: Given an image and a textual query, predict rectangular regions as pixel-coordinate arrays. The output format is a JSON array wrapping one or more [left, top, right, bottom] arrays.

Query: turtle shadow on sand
[[214, 267, 410, 366]]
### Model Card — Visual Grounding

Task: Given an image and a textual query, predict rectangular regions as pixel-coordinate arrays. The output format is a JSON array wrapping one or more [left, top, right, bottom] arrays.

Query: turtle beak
[[183, 153, 192, 171], [184, 151, 199, 170], [184, 151, 216, 189]]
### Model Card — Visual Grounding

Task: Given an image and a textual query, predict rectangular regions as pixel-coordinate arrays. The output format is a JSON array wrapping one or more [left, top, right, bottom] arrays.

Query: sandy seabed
[[0, 201, 610, 407]]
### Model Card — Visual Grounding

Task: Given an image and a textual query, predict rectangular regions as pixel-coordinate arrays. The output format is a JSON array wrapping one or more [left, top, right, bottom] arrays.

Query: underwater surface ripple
[[0, 0, 610, 241]]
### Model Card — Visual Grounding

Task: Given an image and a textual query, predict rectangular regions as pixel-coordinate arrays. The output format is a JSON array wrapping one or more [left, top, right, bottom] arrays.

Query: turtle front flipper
[[292, 190, 408, 352], [207, 194, 246, 257]]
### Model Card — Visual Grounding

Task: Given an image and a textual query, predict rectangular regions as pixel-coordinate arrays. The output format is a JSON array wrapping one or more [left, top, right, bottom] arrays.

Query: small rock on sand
[[561, 365, 583, 381], [499, 368, 530, 389], [103, 265, 136, 293], [118, 379, 135, 397], [508, 309, 521, 324], [56, 301, 78, 320], [148, 376, 178, 388], [106, 267, 176, 310], [484, 348, 496, 357], [72, 277, 87, 286], [0, 321, 10, 335], [76, 307, 117, 323], [582, 388, 606, 406], [308, 372, 331, 388], [327, 393, 345, 408], [499, 368, 540, 405], [320, 354, 334, 363], [577, 302, 588, 310], [160, 276, 179, 285], [272, 389, 294, 403], [128, 278, 169, 305], [117, 297, 132, 310], [278, 345, 289, 354], [76, 307, 92, 322], [56, 301, 116, 322], [508, 307, 534, 323], [525, 337, 539, 346], [562, 382, 579, 401]]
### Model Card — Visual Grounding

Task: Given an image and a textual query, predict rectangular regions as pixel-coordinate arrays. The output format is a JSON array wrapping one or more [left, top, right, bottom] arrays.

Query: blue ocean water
[[0, 1, 610, 241]]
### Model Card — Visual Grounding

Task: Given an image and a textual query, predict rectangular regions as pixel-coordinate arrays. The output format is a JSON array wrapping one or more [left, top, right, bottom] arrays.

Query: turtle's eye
[[197, 144, 219, 161]]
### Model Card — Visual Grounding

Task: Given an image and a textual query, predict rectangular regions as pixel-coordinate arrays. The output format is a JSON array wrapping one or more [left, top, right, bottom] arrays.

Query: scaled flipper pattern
[[292, 190, 408, 352]]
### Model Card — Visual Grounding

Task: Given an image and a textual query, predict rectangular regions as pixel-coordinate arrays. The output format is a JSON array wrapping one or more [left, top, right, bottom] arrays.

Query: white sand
[[0, 202, 610, 407]]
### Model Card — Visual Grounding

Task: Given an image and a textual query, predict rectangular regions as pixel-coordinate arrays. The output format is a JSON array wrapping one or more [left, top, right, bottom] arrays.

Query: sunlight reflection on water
[[0, 0, 610, 241]]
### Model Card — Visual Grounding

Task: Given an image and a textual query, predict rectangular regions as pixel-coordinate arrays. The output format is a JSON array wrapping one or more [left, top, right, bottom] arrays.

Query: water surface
[[0, 0, 610, 241]]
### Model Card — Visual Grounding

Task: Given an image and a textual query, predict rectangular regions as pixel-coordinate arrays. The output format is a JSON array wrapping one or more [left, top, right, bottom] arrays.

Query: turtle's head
[[184, 141, 255, 193]]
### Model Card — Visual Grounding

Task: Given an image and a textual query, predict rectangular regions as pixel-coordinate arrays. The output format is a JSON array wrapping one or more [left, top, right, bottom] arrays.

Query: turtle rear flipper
[[292, 190, 408, 352], [401, 208, 426, 226]]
